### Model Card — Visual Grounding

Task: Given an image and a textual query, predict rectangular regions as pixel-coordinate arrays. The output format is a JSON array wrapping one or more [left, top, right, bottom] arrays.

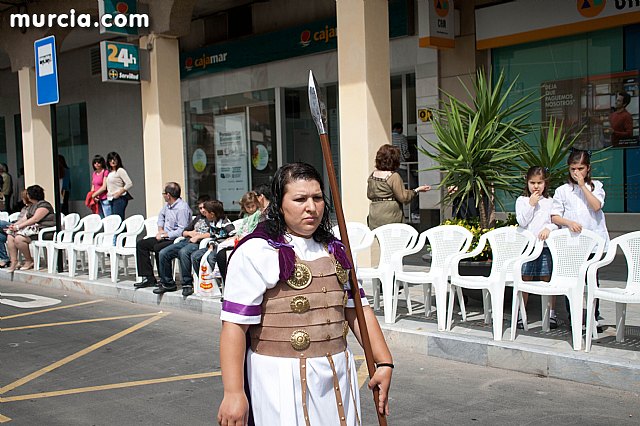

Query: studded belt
[[370, 197, 396, 202]]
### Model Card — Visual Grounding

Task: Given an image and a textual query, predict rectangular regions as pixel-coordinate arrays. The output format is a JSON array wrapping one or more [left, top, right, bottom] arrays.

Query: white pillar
[[336, 0, 391, 224], [337, 0, 391, 267], [18, 67, 55, 202], [140, 35, 186, 215]]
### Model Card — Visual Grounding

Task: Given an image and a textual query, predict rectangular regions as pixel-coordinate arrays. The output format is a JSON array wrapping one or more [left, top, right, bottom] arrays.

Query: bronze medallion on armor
[[335, 261, 349, 285], [291, 329, 311, 351], [343, 321, 349, 338], [290, 295, 310, 313], [287, 263, 312, 290]]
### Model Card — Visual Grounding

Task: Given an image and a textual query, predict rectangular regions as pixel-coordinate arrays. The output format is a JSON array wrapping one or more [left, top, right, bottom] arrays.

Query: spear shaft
[[308, 71, 386, 426]]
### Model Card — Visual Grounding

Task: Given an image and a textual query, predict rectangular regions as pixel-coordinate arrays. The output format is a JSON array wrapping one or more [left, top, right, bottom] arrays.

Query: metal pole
[[50, 105, 62, 272]]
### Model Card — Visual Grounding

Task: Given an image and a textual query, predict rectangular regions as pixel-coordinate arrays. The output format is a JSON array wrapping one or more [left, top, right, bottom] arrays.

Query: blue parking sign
[[34, 36, 59, 106]]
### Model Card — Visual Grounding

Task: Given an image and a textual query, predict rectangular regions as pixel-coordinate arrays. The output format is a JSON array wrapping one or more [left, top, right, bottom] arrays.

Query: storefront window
[[56, 103, 89, 202], [184, 89, 277, 213], [493, 27, 640, 213], [284, 84, 340, 194]]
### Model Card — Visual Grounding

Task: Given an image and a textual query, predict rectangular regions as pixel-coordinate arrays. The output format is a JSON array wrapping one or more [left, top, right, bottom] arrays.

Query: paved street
[[1, 280, 638, 425]]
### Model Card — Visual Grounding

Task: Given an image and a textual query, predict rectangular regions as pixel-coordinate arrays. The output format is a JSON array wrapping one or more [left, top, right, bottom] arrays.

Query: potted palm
[[420, 68, 534, 230]]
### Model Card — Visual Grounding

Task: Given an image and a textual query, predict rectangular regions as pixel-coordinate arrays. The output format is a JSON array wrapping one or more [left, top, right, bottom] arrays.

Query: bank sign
[[99, 41, 139, 83], [180, 0, 410, 79]]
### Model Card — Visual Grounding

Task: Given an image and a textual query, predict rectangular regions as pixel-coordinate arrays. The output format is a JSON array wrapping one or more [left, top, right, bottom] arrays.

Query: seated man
[[154, 199, 221, 296], [134, 182, 192, 288]]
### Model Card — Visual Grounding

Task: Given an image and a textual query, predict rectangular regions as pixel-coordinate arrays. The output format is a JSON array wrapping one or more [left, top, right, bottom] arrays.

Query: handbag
[[124, 191, 134, 201], [17, 224, 39, 237]]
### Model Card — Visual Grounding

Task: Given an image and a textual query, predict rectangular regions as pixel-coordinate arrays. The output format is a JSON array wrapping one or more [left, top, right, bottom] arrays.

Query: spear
[[308, 70, 387, 426]]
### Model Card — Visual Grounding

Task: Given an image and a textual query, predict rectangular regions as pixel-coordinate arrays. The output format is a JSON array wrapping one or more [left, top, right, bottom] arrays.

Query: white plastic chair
[[68, 215, 120, 277], [49, 214, 101, 274], [34, 213, 79, 271], [585, 231, 640, 352], [510, 228, 604, 350], [144, 216, 159, 238], [88, 215, 144, 281], [66, 215, 104, 277], [448, 226, 536, 341], [394, 225, 473, 331], [357, 223, 418, 324], [331, 222, 374, 270], [0, 211, 9, 222], [109, 215, 146, 283], [8, 212, 21, 222]]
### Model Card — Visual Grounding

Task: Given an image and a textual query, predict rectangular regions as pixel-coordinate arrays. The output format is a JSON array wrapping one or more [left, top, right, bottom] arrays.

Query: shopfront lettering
[[615, 0, 640, 9], [194, 52, 228, 69], [313, 25, 337, 43]]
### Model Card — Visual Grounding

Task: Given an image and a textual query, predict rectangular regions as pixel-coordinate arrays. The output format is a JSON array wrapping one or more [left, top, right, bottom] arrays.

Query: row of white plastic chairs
[[335, 222, 640, 352], [27, 213, 244, 294]]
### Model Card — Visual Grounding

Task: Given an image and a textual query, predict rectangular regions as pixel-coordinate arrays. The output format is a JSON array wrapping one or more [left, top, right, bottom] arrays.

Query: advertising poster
[[541, 73, 639, 150], [214, 113, 248, 211]]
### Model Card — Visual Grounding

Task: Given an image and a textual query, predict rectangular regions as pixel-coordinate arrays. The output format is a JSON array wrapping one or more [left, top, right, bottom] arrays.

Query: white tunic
[[515, 196, 557, 239], [551, 181, 610, 252], [221, 234, 368, 426]]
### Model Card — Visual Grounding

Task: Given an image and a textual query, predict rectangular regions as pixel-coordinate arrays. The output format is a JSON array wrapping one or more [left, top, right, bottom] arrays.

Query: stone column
[[336, 0, 391, 266], [336, 0, 391, 219], [17, 67, 55, 201], [139, 35, 185, 215]]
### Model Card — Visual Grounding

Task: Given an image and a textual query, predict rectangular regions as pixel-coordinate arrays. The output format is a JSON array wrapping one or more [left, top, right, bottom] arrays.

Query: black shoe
[[182, 286, 194, 297], [549, 317, 558, 330], [134, 277, 157, 288], [153, 283, 178, 294], [517, 319, 524, 330]]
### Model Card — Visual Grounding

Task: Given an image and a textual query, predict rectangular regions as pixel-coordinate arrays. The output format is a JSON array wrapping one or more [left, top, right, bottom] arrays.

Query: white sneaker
[[411, 214, 420, 222]]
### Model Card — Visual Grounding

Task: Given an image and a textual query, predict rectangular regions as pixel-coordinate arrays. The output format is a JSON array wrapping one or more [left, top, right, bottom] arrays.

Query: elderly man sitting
[[134, 182, 192, 289]]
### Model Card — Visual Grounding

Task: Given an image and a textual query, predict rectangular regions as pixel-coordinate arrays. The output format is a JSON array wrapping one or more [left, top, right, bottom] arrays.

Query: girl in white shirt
[[516, 166, 558, 328], [551, 149, 609, 327]]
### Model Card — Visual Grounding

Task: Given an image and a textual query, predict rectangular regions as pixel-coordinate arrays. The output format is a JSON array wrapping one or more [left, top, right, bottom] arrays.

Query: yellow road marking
[[0, 300, 103, 320], [0, 371, 220, 403], [1, 312, 161, 332], [0, 312, 169, 395], [355, 355, 369, 388], [0, 413, 11, 423]]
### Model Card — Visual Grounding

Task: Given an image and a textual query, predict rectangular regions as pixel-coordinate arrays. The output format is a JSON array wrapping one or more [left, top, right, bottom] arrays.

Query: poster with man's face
[[541, 73, 639, 149]]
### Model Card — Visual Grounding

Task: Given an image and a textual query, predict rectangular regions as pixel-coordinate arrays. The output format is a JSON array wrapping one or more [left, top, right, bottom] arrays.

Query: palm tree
[[420, 68, 534, 229]]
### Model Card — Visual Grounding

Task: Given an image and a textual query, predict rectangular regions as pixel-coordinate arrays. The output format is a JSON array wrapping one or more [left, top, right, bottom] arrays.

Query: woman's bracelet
[[413, 188, 419, 194], [375, 362, 394, 369]]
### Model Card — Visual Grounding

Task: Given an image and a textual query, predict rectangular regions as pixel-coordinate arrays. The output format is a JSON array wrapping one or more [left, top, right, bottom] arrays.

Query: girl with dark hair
[[551, 150, 610, 329], [367, 144, 430, 229], [105, 151, 133, 219], [218, 162, 393, 425], [6, 185, 55, 272], [90, 155, 110, 217], [516, 166, 558, 329]]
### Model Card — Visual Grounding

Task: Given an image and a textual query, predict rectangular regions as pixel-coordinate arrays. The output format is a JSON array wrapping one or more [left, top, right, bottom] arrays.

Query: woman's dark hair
[[263, 162, 333, 244], [203, 200, 225, 222], [106, 152, 123, 170], [58, 155, 69, 178], [375, 144, 401, 171], [523, 166, 550, 198], [92, 155, 106, 171], [567, 149, 594, 190], [26, 184, 45, 202], [253, 183, 273, 202]]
